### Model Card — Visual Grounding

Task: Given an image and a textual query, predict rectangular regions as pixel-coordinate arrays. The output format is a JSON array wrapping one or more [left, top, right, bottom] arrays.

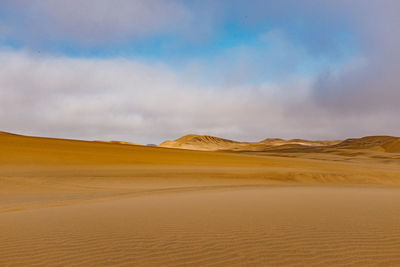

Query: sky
[[0, 0, 399, 144]]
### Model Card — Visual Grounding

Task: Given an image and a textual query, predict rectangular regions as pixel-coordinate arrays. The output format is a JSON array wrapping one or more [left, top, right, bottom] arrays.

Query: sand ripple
[[1, 186, 400, 266]]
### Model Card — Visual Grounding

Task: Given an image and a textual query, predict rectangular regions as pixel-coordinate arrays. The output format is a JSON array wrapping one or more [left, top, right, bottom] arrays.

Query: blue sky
[[0, 0, 398, 143], [0, 2, 358, 75]]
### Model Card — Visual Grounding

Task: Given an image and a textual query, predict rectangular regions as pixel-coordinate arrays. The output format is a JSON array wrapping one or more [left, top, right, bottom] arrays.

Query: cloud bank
[[0, 49, 308, 143], [0, 1, 399, 143], [1, 48, 397, 144], [312, 0, 400, 115]]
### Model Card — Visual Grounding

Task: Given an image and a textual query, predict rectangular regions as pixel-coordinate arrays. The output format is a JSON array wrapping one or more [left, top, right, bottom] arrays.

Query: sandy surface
[[2, 186, 400, 266], [1, 132, 400, 266]]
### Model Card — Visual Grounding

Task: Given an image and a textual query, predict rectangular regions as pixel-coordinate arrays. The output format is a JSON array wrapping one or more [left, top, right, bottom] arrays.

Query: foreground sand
[[2, 186, 400, 266], [1, 132, 400, 266]]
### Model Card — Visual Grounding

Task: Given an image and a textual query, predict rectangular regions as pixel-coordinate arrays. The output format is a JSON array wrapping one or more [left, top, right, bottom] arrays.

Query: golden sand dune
[[1, 131, 400, 213], [334, 136, 400, 152], [1, 131, 400, 266], [160, 134, 341, 151], [160, 134, 400, 155], [383, 139, 400, 153], [160, 134, 246, 150], [260, 137, 339, 147]]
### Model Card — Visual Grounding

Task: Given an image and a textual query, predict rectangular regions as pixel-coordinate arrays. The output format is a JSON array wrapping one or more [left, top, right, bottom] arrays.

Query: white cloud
[[311, 0, 400, 115], [0, 48, 309, 143], [1, 48, 399, 144]]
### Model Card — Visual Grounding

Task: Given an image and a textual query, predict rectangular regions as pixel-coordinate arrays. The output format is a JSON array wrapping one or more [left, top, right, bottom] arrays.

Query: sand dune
[[159, 134, 340, 151], [333, 136, 400, 152], [383, 139, 400, 153], [160, 134, 400, 162], [2, 186, 400, 266], [160, 134, 246, 150], [1, 131, 400, 213], [260, 137, 340, 147], [160, 134, 400, 152], [1, 131, 400, 266]]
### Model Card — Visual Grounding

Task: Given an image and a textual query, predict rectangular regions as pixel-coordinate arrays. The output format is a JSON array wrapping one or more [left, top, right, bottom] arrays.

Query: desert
[[1, 2, 400, 265], [1, 131, 400, 266]]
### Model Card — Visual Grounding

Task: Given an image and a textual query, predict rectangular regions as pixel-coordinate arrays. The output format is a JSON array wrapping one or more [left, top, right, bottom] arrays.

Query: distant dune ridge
[[159, 134, 341, 151], [159, 134, 246, 150], [159, 134, 400, 152], [1, 130, 399, 184], [95, 140, 141, 146], [1, 130, 399, 154], [333, 136, 400, 153]]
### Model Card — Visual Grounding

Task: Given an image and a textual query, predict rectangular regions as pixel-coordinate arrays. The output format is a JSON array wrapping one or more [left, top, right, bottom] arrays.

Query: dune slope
[[1, 131, 400, 266], [333, 136, 399, 151], [159, 134, 246, 150], [1, 131, 400, 213]]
